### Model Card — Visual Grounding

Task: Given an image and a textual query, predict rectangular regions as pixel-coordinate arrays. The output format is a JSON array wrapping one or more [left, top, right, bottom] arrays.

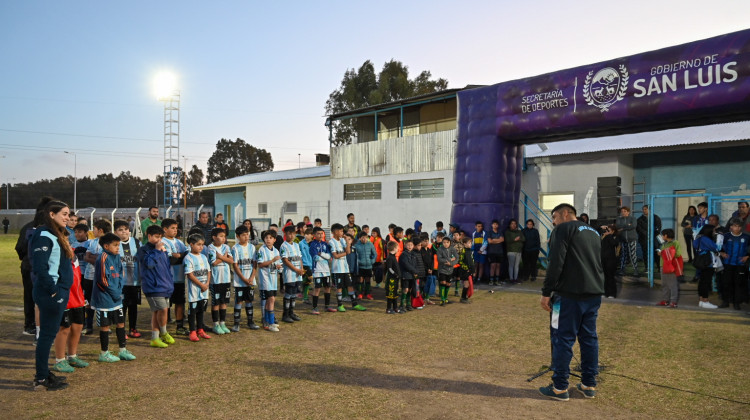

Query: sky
[[0, 0, 748, 185]]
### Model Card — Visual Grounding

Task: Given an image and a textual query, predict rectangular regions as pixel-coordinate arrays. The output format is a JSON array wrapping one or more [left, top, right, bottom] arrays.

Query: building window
[[258, 202, 267, 214], [397, 178, 444, 199], [285, 202, 297, 213], [540, 193, 575, 212], [344, 182, 382, 200]]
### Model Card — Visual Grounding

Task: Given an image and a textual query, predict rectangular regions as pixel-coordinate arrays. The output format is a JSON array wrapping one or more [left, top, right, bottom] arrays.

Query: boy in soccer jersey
[[207, 228, 234, 335], [280, 225, 305, 323], [184, 234, 212, 341], [436, 235, 458, 305], [329, 223, 366, 312], [113, 220, 142, 338], [231, 225, 260, 332], [384, 241, 401, 314], [52, 252, 89, 373], [308, 227, 332, 314], [299, 227, 314, 304], [91, 233, 136, 363], [136, 225, 175, 348], [257, 230, 282, 332], [82, 219, 112, 334], [160, 218, 188, 335]]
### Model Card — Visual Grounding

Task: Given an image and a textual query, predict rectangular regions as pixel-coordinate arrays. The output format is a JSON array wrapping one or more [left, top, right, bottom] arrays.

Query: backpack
[[693, 252, 712, 270]]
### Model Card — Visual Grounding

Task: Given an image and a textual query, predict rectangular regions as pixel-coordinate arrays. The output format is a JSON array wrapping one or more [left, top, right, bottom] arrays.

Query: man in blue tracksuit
[[539, 203, 604, 401], [137, 225, 175, 348]]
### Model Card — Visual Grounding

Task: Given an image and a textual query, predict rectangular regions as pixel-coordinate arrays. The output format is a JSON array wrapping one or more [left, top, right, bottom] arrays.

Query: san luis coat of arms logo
[[583, 65, 628, 112]]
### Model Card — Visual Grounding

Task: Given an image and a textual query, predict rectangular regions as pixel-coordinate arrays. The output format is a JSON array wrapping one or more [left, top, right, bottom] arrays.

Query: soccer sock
[[349, 291, 358, 307], [211, 309, 219, 323], [283, 298, 290, 317], [188, 308, 197, 331], [336, 291, 343, 306], [196, 304, 205, 330], [303, 285, 309, 300], [36, 325, 40, 338], [290, 297, 296, 315], [86, 308, 94, 329], [100, 330, 109, 352], [324, 293, 331, 307], [268, 309, 276, 325], [219, 309, 227, 323], [462, 287, 468, 299], [312, 295, 319, 308], [152, 330, 159, 340], [129, 304, 138, 329], [116, 327, 127, 348], [245, 303, 253, 323], [364, 280, 371, 294], [159, 325, 167, 335]]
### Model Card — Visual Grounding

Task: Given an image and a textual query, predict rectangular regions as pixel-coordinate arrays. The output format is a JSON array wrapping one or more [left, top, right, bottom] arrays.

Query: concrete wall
[[243, 177, 331, 227], [330, 169, 454, 231]]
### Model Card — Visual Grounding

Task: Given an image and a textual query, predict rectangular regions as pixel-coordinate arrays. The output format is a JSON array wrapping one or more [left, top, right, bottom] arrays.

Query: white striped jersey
[[84, 238, 101, 280], [119, 237, 139, 287], [280, 240, 302, 284], [328, 237, 349, 274], [207, 243, 232, 285], [232, 243, 256, 288], [184, 253, 210, 302], [256, 245, 280, 291], [162, 237, 187, 284]]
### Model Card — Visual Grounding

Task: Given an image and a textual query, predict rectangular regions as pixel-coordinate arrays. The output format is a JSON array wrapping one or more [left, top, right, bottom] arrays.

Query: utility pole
[[115, 180, 119, 208]]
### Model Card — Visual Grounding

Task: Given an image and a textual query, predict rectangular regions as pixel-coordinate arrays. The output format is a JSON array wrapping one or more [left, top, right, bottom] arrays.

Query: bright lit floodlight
[[154, 70, 178, 100]]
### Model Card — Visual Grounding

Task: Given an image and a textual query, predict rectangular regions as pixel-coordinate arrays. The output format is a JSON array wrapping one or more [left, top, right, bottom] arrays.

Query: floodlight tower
[[155, 71, 180, 207]]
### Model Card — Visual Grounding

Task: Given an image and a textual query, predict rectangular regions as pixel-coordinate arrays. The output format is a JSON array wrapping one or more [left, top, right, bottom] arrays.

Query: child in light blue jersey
[[329, 223, 366, 312], [256, 230, 282, 332], [308, 227, 332, 314], [280, 225, 304, 323], [231, 225, 259, 332], [114, 220, 141, 338], [207, 228, 234, 335], [184, 234, 212, 342], [161, 218, 188, 335]]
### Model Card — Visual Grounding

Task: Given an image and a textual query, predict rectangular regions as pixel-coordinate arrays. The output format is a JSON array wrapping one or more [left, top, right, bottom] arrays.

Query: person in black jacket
[[539, 203, 604, 401], [600, 224, 619, 298], [521, 219, 541, 282], [398, 240, 418, 313], [31, 200, 75, 390], [636, 205, 662, 273], [384, 241, 401, 314]]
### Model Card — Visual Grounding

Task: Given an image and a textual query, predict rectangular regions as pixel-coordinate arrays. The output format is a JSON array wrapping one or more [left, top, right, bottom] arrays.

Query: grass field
[[1, 234, 748, 419]]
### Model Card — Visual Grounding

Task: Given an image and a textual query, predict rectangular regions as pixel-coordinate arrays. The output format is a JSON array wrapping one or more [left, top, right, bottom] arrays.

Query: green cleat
[[212, 325, 225, 335], [337, 305, 346, 312], [118, 349, 137, 361], [52, 359, 75, 373], [220, 324, 231, 334], [160, 332, 176, 344], [353, 304, 367, 311], [150, 338, 169, 348], [67, 356, 89, 368], [98, 351, 121, 363]]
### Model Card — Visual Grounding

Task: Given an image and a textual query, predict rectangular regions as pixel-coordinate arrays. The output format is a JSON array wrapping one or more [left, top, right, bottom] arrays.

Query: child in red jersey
[[51, 254, 89, 373]]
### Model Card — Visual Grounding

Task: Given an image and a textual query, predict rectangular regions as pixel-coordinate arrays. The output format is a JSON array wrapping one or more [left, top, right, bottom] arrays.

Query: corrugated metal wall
[[331, 129, 457, 179]]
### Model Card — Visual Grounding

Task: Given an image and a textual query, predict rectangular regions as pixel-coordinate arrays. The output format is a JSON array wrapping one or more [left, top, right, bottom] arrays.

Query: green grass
[[0, 234, 748, 418]]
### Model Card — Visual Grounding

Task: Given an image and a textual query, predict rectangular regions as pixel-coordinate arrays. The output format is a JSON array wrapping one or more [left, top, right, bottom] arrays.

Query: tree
[[325, 59, 449, 145], [206, 138, 274, 183]]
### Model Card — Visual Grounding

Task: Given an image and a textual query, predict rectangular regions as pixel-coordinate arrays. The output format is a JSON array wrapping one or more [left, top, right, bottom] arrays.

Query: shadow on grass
[[682, 317, 750, 326], [248, 360, 534, 399], [0, 378, 32, 391]]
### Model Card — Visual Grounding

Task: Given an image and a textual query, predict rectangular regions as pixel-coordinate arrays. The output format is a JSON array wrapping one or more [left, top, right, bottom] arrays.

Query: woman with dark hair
[[31, 200, 75, 390], [578, 213, 590, 224], [504, 219, 525, 283], [521, 219, 541, 281], [693, 225, 720, 309], [681, 205, 697, 262], [600, 224, 619, 298], [242, 219, 259, 245]]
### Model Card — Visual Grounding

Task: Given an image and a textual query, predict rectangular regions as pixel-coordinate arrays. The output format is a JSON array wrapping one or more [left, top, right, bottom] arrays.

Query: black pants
[[603, 259, 618, 298], [722, 265, 747, 304], [22, 268, 35, 329], [682, 234, 694, 262], [698, 267, 715, 299], [521, 250, 539, 280], [33, 286, 68, 381]]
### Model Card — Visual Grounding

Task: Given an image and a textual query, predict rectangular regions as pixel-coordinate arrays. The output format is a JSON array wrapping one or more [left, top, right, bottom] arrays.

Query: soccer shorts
[[60, 306, 85, 328], [488, 253, 503, 264], [313, 276, 331, 289], [438, 273, 453, 283], [146, 296, 170, 311], [358, 268, 373, 278], [122, 285, 141, 307], [95, 308, 124, 327], [284, 283, 299, 296], [332, 273, 352, 290], [210, 283, 231, 306], [171, 283, 186, 305], [259, 290, 277, 300], [235, 286, 254, 303]]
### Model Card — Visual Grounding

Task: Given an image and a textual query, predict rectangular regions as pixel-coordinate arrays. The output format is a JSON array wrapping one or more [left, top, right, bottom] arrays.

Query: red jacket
[[660, 246, 684, 276], [67, 259, 85, 309]]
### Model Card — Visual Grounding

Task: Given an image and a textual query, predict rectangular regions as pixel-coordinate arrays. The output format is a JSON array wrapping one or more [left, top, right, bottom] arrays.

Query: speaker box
[[597, 176, 621, 187]]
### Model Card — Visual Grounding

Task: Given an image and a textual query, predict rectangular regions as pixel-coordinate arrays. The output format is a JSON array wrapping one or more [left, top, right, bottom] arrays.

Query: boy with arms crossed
[[257, 231, 282, 331], [161, 218, 188, 335], [82, 219, 112, 335], [185, 234, 212, 341], [280, 225, 305, 323], [329, 223, 366, 312], [207, 228, 234, 335], [308, 227, 333, 314], [231, 225, 260, 331], [113, 220, 141, 338]]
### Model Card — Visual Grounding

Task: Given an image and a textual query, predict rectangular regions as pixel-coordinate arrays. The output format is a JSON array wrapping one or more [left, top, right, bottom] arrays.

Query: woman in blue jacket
[[31, 200, 74, 390], [693, 225, 720, 309]]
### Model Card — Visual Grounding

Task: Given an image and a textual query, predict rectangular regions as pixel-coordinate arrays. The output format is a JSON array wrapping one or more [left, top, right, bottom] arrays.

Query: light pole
[[6, 178, 15, 209], [64, 151, 77, 212], [182, 155, 188, 211]]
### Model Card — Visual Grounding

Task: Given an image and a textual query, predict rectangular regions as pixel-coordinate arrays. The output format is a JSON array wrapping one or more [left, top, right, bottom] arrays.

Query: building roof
[[524, 120, 750, 158], [195, 165, 330, 191]]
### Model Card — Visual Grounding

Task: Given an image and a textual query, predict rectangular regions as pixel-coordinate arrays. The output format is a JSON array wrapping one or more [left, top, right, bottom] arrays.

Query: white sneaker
[[266, 325, 279, 332], [699, 301, 718, 309]]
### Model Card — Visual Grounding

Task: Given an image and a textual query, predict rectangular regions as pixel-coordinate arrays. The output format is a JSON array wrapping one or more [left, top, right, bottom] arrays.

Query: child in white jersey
[[329, 223, 366, 312], [161, 218, 188, 335], [184, 234, 212, 342], [231, 225, 259, 332], [256, 230, 282, 332], [113, 220, 141, 338], [280, 225, 305, 323], [207, 228, 234, 335]]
